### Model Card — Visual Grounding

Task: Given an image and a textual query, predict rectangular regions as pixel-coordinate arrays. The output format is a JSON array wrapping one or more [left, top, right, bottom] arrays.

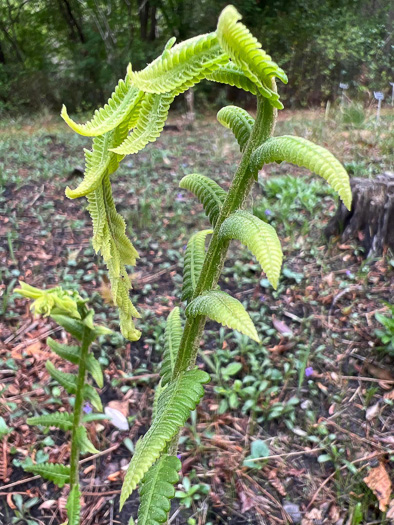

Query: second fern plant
[[60, 4, 352, 522]]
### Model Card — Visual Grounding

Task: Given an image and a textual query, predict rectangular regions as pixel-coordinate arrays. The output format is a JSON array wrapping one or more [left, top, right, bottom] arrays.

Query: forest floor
[[0, 105, 394, 525]]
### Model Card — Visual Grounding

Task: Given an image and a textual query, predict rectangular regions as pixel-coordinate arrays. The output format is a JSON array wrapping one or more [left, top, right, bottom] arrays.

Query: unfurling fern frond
[[138, 455, 181, 525], [27, 412, 73, 431], [110, 92, 174, 155], [66, 485, 81, 525], [251, 135, 352, 210], [216, 6, 287, 109], [120, 368, 210, 508], [219, 210, 282, 289], [24, 463, 70, 488], [217, 106, 255, 152], [87, 174, 141, 341], [161, 307, 183, 385], [128, 33, 228, 95], [179, 174, 227, 225], [206, 62, 258, 95], [65, 94, 144, 199], [182, 230, 213, 301], [61, 79, 142, 137], [186, 290, 260, 342]]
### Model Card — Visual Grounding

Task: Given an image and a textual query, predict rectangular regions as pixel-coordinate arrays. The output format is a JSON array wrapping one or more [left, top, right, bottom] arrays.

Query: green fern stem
[[69, 325, 92, 487], [173, 92, 276, 378]]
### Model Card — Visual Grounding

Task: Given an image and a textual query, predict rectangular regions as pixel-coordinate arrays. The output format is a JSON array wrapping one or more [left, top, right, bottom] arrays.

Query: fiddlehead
[[217, 105, 255, 152], [179, 174, 227, 226]]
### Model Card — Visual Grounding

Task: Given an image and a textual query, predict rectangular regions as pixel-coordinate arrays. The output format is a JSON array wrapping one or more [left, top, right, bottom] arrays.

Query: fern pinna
[[58, 4, 352, 522], [15, 283, 110, 525]]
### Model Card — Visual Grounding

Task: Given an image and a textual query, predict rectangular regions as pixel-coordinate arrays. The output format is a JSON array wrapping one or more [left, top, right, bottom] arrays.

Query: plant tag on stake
[[339, 83, 348, 106], [374, 91, 384, 124]]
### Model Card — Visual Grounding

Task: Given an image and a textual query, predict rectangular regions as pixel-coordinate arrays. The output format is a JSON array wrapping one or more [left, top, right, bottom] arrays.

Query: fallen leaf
[[363, 462, 392, 512], [301, 508, 322, 525], [272, 316, 293, 337], [366, 364, 394, 382], [365, 402, 381, 421], [105, 401, 129, 431]]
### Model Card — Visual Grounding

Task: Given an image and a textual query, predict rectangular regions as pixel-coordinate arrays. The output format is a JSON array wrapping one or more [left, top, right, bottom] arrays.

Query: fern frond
[[186, 290, 260, 342], [27, 411, 73, 431], [24, 463, 70, 488], [128, 33, 227, 95], [110, 92, 174, 155], [152, 381, 166, 422], [61, 79, 142, 137], [161, 307, 183, 385], [76, 426, 99, 454], [120, 368, 210, 508], [182, 230, 213, 302], [138, 455, 181, 525], [217, 6, 287, 108], [50, 315, 86, 342], [83, 384, 103, 412], [219, 210, 282, 289], [179, 174, 227, 226], [65, 95, 144, 200], [251, 135, 352, 210], [87, 173, 141, 341], [86, 355, 103, 388], [206, 62, 258, 95], [66, 485, 81, 525], [217, 105, 255, 152], [46, 361, 77, 394], [47, 337, 80, 363]]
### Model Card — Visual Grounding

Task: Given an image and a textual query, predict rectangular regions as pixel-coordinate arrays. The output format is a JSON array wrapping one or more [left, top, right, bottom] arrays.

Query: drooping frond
[[75, 426, 99, 454], [182, 230, 213, 302], [138, 455, 181, 525], [87, 174, 141, 341], [110, 92, 174, 155], [206, 62, 258, 95], [179, 174, 227, 225], [186, 290, 260, 342], [83, 384, 103, 412], [161, 307, 183, 385], [61, 79, 142, 137], [24, 463, 70, 488], [216, 5, 287, 109], [251, 135, 352, 210], [219, 210, 282, 289], [217, 105, 255, 152], [120, 368, 210, 508], [27, 411, 73, 431], [65, 94, 144, 199], [66, 485, 81, 525], [128, 33, 228, 95], [86, 355, 104, 388]]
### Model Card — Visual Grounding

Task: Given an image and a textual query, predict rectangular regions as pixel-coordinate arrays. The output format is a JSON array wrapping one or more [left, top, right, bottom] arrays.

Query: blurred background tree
[[0, 0, 392, 113]]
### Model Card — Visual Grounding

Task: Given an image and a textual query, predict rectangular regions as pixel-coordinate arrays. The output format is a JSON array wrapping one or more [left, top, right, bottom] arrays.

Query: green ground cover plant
[[9, 5, 355, 524]]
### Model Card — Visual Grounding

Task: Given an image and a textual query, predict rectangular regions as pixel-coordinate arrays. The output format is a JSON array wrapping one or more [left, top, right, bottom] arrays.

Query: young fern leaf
[[75, 426, 99, 454], [86, 355, 104, 388], [110, 92, 174, 155], [128, 33, 228, 95], [27, 412, 73, 431], [46, 361, 77, 394], [83, 384, 103, 412], [137, 455, 181, 525], [120, 368, 210, 508], [250, 135, 352, 210], [161, 307, 183, 385], [206, 62, 258, 95], [24, 463, 70, 488], [87, 174, 141, 341], [47, 338, 80, 363], [61, 79, 142, 137], [182, 230, 213, 302], [217, 105, 255, 152], [219, 210, 282, 289], [186, 290, 260, 342], [216, 5, 287, 108], [179, 174, 227, 226], [50, 315, 86, 342], [66, 485, 81, 525], [152, 381, 166, 422]]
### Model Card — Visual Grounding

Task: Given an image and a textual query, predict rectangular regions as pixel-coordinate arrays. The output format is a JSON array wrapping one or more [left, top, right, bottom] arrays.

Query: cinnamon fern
[[42, 5, 352, 523]]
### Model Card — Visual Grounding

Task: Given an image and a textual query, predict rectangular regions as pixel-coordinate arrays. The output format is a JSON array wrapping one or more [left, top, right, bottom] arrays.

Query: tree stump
[[325, 172, 394, 257]]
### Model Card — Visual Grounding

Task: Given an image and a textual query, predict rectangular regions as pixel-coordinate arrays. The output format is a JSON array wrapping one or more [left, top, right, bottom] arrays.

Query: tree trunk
[[325, 172, 394, 257]]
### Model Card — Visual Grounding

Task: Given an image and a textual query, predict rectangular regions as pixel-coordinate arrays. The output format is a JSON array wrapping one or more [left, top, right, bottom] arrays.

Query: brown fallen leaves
[[363, 462, 392, 512]]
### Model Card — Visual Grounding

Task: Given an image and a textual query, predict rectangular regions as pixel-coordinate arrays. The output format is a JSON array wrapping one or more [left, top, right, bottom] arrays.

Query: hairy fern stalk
[[61, 4, 352, 522]]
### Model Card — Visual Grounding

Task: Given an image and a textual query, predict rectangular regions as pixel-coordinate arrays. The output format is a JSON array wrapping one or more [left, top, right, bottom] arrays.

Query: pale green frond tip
[[217, 105, 255, 152], [251, 135, 352, 211], [219, 210, 282, 289], [186, 290, 260, 343]]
